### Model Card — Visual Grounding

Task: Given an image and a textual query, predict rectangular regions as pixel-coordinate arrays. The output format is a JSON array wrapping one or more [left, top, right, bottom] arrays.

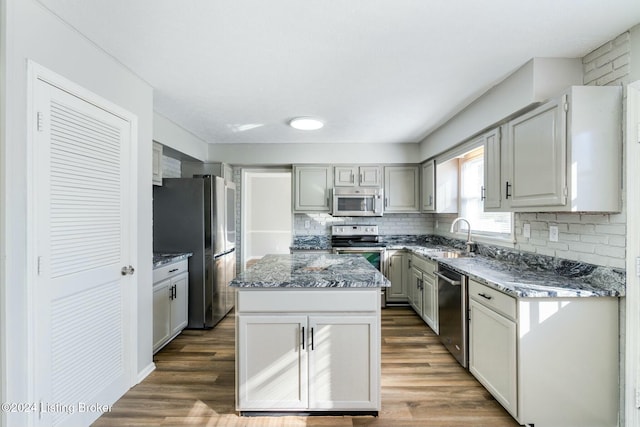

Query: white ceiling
[[40, 0, 640, 145]]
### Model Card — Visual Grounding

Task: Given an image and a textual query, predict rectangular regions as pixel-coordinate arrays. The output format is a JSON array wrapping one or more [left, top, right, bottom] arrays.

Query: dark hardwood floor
[[93, 307, 519, 427]]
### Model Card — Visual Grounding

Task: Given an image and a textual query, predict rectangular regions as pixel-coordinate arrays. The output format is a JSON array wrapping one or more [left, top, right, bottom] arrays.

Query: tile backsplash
[[293, 213, 434, 236]]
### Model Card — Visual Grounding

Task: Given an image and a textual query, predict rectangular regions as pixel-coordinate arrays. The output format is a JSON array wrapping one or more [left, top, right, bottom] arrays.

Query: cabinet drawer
[[153, 260, 188, 283], [469, 280, 516, 320], [411, 255, 436, 275]]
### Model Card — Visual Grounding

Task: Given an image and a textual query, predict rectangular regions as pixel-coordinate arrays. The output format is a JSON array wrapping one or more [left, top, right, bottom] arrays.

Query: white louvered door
[[33, 76, 134, 427]]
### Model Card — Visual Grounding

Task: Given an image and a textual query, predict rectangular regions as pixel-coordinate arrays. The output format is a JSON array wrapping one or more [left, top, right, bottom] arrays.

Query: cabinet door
[[152, 142, 163, 186], [421, 160, 435, 212], [170, 273, 189, 336], [238, 315, 308, 410], [334, 166, 358, 186], [386, 251, 407, 301], [469, 300, 517, 418], [384, 166, 420, 213], [294, 166, 332, 212], [421, 272, 438, 334], [483, 128, 502, 210], [152, 280, 171, 352], [359, 166, 382, 187], [505, 98, 566, 208], [308, 316, 379, 410]]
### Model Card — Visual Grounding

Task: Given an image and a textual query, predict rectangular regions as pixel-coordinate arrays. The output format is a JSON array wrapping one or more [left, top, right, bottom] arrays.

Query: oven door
[[333, 247, 386, 307], [332, 247, 386, 275]]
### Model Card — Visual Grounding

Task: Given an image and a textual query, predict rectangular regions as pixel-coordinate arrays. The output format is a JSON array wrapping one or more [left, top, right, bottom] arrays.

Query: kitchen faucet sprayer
[[450, 217, 476, 253]]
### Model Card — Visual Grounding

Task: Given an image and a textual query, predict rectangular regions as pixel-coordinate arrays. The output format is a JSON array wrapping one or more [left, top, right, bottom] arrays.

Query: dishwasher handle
[[434, 270, 461, 286]]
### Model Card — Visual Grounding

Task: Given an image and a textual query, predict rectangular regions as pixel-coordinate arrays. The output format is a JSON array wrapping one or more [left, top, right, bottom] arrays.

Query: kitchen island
[[229, 253, 390, 415]]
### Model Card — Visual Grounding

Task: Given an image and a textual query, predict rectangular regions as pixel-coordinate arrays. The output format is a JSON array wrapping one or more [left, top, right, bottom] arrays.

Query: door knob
[[121, 265, 135, 276]]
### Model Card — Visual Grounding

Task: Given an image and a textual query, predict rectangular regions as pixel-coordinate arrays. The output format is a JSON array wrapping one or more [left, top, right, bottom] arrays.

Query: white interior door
[[32, 72, 135, 426]]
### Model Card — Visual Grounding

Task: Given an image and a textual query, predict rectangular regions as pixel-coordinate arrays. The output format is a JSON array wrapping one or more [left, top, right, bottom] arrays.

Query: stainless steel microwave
[[332, 187, 384, 217]]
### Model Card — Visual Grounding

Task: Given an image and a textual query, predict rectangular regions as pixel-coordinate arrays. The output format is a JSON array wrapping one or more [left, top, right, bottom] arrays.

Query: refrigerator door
[[212, 176, 226, 256]]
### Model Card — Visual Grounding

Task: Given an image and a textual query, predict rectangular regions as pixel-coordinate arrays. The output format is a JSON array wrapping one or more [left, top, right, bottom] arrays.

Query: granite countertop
[[290, 235, 624, 298], [230, 253, 391, 288], [387, 243, 624, 298], [153, 252, 192, 269]]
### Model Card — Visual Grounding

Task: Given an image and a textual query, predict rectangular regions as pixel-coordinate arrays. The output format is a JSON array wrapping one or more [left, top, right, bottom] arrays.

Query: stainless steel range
[[331, 225, 387, 306]]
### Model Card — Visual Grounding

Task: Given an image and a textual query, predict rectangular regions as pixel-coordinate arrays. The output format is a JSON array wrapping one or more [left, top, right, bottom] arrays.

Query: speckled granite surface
[[153, 252, 192, 269], [291, 234, 625, 298], [230, 254, 391, 288]]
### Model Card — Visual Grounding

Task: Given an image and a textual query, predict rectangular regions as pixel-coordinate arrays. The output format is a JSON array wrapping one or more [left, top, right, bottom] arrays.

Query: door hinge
[[635, 388, 640, 408], [36, 112, 44, 132], [563, 102, 569, 112], [37, 256, 43, 275], [635, 257, 640, 278]]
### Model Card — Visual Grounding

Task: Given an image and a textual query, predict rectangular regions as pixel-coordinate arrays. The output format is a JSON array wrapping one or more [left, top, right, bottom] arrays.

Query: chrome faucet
[[450, 217, 476, 253]]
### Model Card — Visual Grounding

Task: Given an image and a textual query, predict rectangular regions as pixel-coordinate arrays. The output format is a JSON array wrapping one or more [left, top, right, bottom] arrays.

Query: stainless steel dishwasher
[[434, 264, 468, 368]]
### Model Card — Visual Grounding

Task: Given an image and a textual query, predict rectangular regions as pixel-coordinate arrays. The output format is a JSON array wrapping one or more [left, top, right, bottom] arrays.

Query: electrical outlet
[[549, 225, 559, 242], [523, 223, 531, 238]]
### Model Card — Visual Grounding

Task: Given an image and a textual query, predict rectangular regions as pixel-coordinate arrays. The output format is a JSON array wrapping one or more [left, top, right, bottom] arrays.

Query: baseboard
[[136, 362, 156, 384]]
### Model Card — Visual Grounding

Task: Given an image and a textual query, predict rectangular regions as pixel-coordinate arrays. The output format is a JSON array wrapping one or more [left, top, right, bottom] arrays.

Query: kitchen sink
[[429, 250, 469, 259]]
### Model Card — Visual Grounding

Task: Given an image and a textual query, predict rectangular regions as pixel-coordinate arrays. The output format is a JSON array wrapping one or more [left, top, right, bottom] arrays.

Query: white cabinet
[[334, 165, 382, 187], [468, 285, 517, 417], [152, 141, 163, 185], [481, 128, 501, 209], [236, 289, 380, 413], [468, 279, 619, 427], [421, 160, 435, 212], [435, 159, 458, 213], [385, 250, 408, 303], [384, 166, 420, 213], [411, 254, 438, 334], [488, 85, 621, 212], [293, 165, 333, 212], [152, 259, 189, 353]]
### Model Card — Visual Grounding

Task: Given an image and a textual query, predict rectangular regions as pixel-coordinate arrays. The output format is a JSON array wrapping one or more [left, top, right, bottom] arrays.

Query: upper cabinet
[[481, 128, 501, 209], [334, 165, 382, 187], [421, 160, 435, 212], [485, 86, 622, 213], [384, 166, 420, 213], [293, 165, 333, 212], [152, 142, 163, 186]]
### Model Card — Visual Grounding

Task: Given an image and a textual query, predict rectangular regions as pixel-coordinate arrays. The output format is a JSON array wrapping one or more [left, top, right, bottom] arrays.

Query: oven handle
[[434, 271, 461, 286]]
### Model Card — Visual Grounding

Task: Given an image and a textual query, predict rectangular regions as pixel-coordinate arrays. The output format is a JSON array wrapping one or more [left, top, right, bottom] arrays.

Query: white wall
[[1, 1, 154, 424], [153, 112, 209, 161], [208, 142, 420, 164]]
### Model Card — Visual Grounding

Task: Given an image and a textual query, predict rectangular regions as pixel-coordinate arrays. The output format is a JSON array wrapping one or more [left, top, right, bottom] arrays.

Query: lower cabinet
[[469, 294, 517, 417], [385, 250, 408, 303], [153, 260, 189, 353], [410, 254, 438, 334], [236, 289, 380, 413], [468, 279, 619, 427]]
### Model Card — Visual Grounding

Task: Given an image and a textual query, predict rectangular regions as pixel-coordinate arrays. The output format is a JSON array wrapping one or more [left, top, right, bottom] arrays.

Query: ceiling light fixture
[[289, 117, 324, 130]]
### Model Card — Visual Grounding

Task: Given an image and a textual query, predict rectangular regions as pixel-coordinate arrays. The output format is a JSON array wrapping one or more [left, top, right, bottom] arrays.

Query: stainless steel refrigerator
[[153, 175, 236, 329]]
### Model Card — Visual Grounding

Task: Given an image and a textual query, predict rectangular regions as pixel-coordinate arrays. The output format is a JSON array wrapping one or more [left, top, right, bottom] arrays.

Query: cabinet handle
[[429, 195, 433, 207], [360, 173, 363, 183], [169, 268, 179, 273], [408, 259, 412, 269], [384, 197, 388, 208], [480, 186, 486, 201], [301, 326, 305, 350], [478, 292, 493, 300], [311, 327, 315, 350], [505, 182, 512, 199]]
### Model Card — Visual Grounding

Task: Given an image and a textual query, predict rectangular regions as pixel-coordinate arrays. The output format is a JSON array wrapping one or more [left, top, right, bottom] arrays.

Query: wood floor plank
[[93, 307, 519, 427]]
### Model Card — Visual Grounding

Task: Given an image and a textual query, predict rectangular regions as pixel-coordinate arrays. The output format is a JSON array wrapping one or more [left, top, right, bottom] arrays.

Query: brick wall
[[293, 213, 434, 236]]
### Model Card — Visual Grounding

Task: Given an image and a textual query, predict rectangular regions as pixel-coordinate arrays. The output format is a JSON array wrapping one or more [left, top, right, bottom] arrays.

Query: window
[[459, 148, 512, 238]]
